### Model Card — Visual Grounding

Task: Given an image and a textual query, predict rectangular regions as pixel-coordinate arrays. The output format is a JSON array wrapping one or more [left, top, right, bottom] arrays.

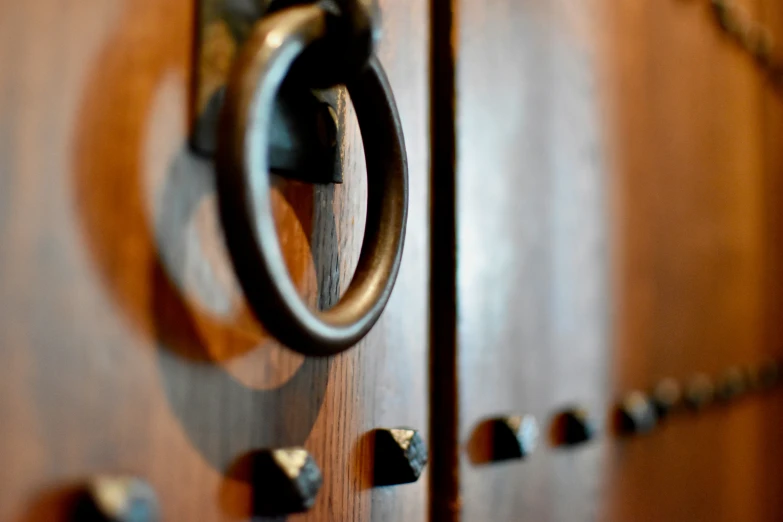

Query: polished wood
[[455, 0, 783, 521], [604, 1, 783, 520], [0, 0, 429, 520], [456, 1, 611, 520]]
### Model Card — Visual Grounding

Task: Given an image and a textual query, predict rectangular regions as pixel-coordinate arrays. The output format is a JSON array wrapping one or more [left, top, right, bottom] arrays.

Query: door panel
[[0, 0, 428, 520], [605, 2, 783, 521], [456, 0, 783, 521], [457, 1, 609, 520]]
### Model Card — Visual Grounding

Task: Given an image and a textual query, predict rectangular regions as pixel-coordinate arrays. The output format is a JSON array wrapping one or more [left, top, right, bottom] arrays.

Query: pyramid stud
[[651, 378, 682, 419], [77, 476, 159, 522], [487, 415, 539, 461], [616, 391, 658, 435], [552, 407, 596, 447], [715, 366, 747, 402], [759, 360, 782, 389], [374, 428, 428, 486], [746, 361, 781, 392], [685, 374, 714, 410], [253, 448, 323, 515]]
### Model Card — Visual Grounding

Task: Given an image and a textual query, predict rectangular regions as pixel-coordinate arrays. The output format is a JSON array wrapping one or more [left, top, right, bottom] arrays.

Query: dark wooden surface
[[456, 0, 783, 521], [603, 2, 783, 521], [456, 1, 610, 521], [0, 0, 429, 520], [4, 0, 783, 520]]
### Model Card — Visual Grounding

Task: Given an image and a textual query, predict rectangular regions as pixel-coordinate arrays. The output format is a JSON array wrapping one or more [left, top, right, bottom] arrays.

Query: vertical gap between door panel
[[429, 0, 460, 520]]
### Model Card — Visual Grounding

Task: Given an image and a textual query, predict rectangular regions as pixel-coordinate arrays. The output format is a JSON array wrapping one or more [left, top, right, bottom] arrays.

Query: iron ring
[[217, 4, 408, 356]]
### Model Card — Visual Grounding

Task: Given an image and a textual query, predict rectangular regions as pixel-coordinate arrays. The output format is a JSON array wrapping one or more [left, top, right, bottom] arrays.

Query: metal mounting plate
[[192, 0, 343, 184]]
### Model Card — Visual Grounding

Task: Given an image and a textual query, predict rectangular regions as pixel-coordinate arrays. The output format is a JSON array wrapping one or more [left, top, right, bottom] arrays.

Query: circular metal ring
[[216, 4, 408, 357], [266, 0, 381, 88]]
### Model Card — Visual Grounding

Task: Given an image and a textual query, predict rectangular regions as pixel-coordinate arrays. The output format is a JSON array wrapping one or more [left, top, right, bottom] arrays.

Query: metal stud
[[715, 366, 747, 402], [743, 362, 780, 392], [76, 476, 159, 522], [373, 428, 428, 486], [551, 407, 596, 447], [744, 364, 763, 392], [711, 0, 745, 38], [253, 447, 323, 515], [616, 391, 658, 435], [651, 378, 682, 419], [757, 360, 781, 390], [486, 415, 539, 461], [743, 23, 774, 66], [684, 374, 715, 410]]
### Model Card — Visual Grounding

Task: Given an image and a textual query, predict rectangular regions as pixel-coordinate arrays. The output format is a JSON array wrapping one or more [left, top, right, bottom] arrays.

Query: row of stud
[[475, 359, 783, 465], [68, 360, 782, 520], [62, 427, 428, 521], [617, 359, 783, 435]]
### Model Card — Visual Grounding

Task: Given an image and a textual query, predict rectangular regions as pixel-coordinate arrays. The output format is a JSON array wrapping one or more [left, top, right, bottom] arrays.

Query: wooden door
[[0, 0, 429, 520], [454, 0, 783, 521]]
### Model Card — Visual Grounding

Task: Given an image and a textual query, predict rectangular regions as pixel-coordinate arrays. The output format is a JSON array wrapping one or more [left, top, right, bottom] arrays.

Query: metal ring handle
[[216, 4, 408, 356], [268, 0, 381, 87]]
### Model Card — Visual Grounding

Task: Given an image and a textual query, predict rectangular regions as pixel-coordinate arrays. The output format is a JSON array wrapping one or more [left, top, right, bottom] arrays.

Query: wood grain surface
[[455, 0, 783, 521], [603, 2, 783, 521], [0, 0, 429, 520], [4, 0, 783, 520], [456, 1, 609, 521]]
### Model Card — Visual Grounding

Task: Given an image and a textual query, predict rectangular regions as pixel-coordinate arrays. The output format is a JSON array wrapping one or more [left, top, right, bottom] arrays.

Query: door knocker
[[215, 2, 408, 356]]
